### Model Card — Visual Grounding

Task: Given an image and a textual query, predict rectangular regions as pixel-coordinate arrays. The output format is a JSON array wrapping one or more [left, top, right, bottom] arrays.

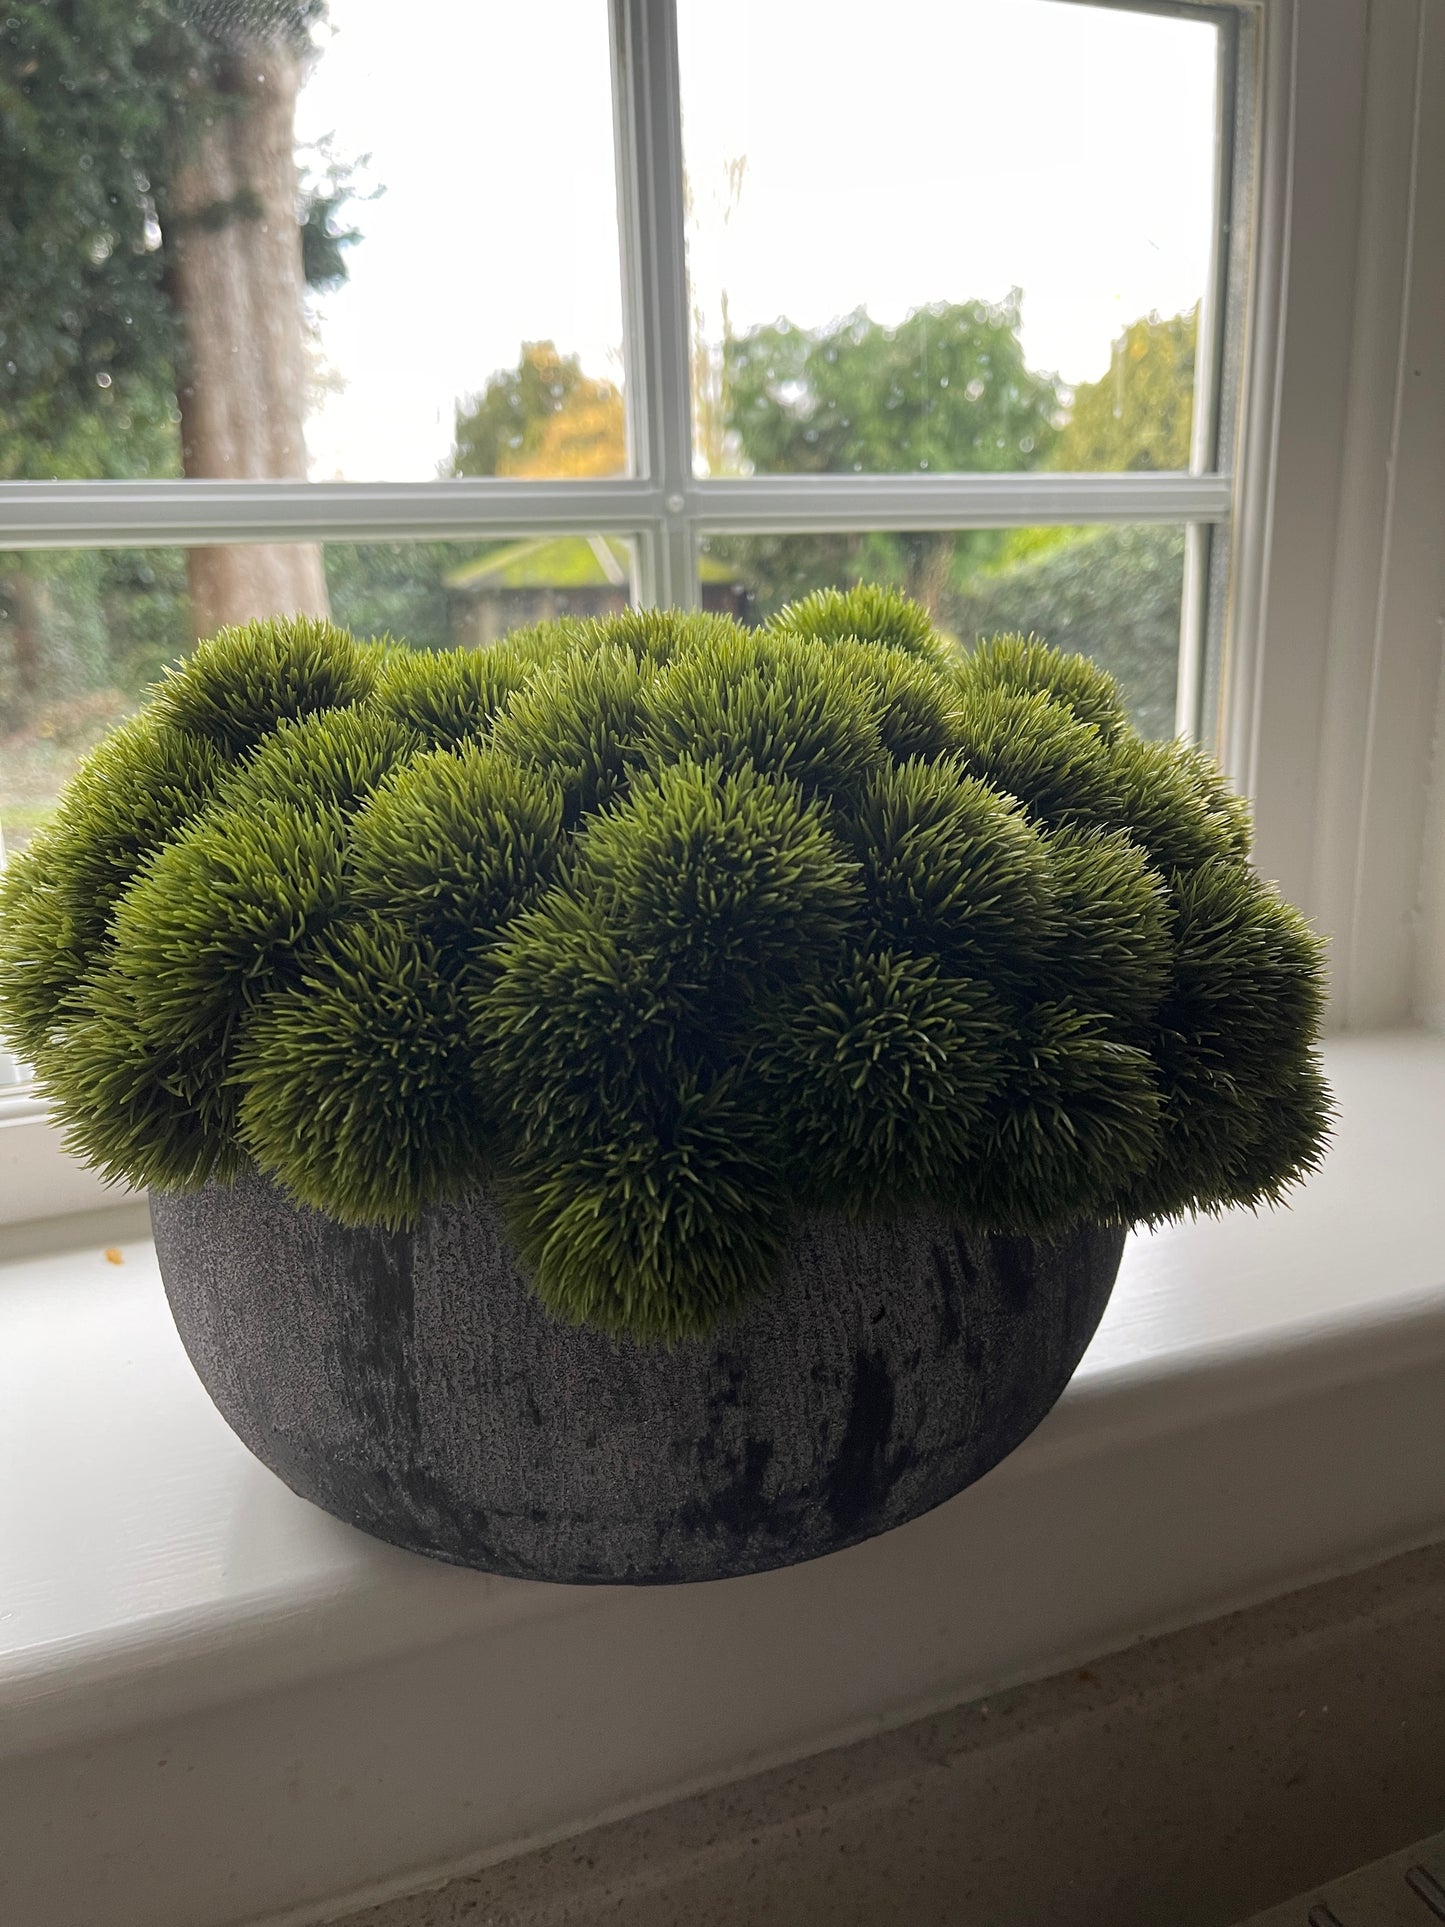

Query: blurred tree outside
[[324, 541, 464, 651], [0, 0, 362, 649], [449, 342, 625, 481], [1, 0, 371, 848], [942, 308, 1198, 736], [326, 342, 634, 654], [713, 296, 1060, 619], [1, 36, 1205, 854], [1049, 307, 1197, 474]]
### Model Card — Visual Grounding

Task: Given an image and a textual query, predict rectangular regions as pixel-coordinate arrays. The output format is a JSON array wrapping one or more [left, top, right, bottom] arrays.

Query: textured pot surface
[[151, 1171, 1125, 1584]]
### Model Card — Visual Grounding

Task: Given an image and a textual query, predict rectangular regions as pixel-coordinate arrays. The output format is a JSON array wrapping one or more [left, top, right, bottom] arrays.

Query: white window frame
[[2, 0, 1443, 1226]]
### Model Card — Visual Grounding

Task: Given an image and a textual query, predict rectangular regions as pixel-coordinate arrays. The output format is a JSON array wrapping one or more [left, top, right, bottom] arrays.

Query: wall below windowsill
[[1, 1033, 1443, 1927]]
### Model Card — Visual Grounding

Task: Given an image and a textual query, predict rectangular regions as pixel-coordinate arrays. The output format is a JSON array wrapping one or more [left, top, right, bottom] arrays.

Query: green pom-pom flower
[[43, 964, 250, 1193], [1122, 861, 1329, 1220], [489, 643, 652, 822], [154, 614, 374, 754], [236, 914, 481, 1227], [957, 633, 1128, 742], [837, 758, 1049, 978], [772, 582, 942, 661], [641, 630, 884, 801], [1035, 826, 1172, 1036], [579, 607, 746, 669], [756, 948, 1009, 1212], [49, 803, 353, 1183], [498, 1076, 788, 1340], [350, 744, 565, 946], [571, 761, 861, 1012], [1106, 735, 1253, 873], [368, 638, 538, 749], [962, 1006, 1164, 1234], [0, 716, 226, 1064], [826, 639, 963, 762], [222, 708, 422, 816], [0, 597, 1331, 1341], [951, 685, 1120, 826], [480, 889, 683, 1155]]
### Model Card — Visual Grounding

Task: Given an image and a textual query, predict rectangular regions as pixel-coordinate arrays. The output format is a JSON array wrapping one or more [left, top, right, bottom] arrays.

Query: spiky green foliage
[[1123, 861, 1330, 1222], [829, 640, 963, 762], [0, 598, 1330, 1341], [221, 709, 422, 816], [44, 966, 250, 1193], [570, 762, 861, 1024], [481, 889, 684, 1155], [489, 643, 652, 822], [1035, 827, 1172, 1036], [107, 803, 348, 1059], [236, 915, 480, 1227], [351, 744, 564, 944], [1105, 735, 1252, 872], [1171, 740, 1254, 861], [957, 632, 1129, 743], [44, 804, 349, 1189], [497, 1076, 789, 1339], [155, 615, 376, 755], [369, 638, 538, 750], [755, 949, 1009, 1211], [950, 685, 1120, 825], [576, 606, 744, 670], [837, 759, 1049, 980], [0, 715, 225, 1064], [642, 629, 884, 800], [962, 1007, 1165, 1233], [773, 583, 942, 662]]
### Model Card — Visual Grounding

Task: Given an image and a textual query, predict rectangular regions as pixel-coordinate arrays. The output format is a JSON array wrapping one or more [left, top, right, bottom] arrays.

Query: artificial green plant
[[0, 592, 1330, 1339]]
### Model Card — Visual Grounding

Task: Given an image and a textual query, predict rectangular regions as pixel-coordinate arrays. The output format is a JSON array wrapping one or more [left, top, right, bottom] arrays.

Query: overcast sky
[[296, 0, 1219, 481]]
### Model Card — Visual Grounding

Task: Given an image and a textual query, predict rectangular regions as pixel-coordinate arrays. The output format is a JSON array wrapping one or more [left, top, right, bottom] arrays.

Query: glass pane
[[0, 1, 626, 484], [698, 525, 1185, 741], [0, 535, 638, 856], [680, 0, 1220, 476]]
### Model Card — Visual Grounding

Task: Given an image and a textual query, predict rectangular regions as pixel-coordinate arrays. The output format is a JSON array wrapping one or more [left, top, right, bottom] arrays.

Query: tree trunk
[[908, 535, 955, 626], [4, 565, 44, 725], [167, 36, 328, 639]]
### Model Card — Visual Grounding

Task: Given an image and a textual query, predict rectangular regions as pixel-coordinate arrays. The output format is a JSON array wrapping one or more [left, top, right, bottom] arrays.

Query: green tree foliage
[[715, 295, 1060, 617], [1, 598, 1330, 1340], [0, 0, 343, 479], [1050, 308, 1198, 473], [939, 310, 1200, 736], [450, 341, 624, 480], [726, 295, 1058, 478], [0, 0, 368, 783]]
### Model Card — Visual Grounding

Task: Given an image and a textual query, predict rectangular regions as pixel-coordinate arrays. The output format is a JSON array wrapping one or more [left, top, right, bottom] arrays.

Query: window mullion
[[610, 0, 697, 608], [689, 472, 1232, 532], [1177, 11, 1247, 740], [0, 478, 665, 551]]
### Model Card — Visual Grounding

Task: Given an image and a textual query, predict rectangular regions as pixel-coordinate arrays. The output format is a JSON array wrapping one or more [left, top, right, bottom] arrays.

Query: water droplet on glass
[[96, 371, 112, 388]]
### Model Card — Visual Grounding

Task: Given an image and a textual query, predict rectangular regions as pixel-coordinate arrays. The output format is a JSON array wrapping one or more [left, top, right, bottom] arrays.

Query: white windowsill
[[2, 1032, 1444, 1927]]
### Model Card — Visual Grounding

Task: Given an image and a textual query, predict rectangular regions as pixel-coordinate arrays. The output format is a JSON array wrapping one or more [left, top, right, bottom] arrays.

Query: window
[[3, 0, 1443, 1174]]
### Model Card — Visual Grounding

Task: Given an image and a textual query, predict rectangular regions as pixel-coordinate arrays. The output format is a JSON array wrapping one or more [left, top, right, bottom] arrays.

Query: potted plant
[[0, 590, 1329, 1583]]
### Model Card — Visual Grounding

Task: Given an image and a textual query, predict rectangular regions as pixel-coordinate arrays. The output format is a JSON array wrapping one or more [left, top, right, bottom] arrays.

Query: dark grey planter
[[150, 1170, 1125, 1585]]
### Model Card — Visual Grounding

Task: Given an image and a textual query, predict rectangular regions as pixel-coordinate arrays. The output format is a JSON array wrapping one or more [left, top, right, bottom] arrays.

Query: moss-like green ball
[[0, 594, 1330, 1340]]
